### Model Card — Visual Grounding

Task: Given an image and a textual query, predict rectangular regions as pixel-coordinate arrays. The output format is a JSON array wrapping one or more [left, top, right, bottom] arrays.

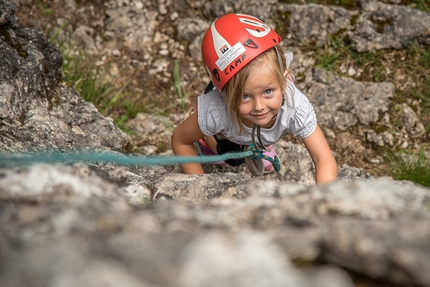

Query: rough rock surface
[[349, 0, 430, 52], [1, 1, 430, 287], [0, 0, 130, 152]]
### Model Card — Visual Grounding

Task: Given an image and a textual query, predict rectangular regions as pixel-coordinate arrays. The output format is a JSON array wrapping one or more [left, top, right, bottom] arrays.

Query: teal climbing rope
[[0, 144, 281, 171]]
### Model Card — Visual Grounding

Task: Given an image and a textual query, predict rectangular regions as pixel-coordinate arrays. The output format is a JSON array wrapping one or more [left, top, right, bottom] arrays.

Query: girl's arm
[[171, 112, 206, 174], [302, 125, 337, 184]]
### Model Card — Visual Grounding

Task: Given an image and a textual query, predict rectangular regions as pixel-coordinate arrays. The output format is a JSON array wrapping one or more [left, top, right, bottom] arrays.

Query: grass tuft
[[385, 149, 430, 187], [37, 2, 54, 17], [61, 50, 127, 114], [408, 0, 430, 12], [173, 59, 189, 113], [48, 23, 144, 134], [316, 35, 349, 71]]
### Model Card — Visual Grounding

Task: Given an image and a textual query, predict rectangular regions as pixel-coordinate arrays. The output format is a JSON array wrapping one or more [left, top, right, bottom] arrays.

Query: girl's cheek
[[239, 104, 249, 115]]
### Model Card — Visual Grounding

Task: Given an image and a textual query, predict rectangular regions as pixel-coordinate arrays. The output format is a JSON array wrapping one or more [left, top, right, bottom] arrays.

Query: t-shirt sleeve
[[197, 91, 226, 136], [289, 88, 317, 138]]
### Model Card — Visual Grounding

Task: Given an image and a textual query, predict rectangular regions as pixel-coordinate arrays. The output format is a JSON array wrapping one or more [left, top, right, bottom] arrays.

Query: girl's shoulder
[[197, 89, 231, 136], [280, 80, 317, 138], [284, 79, 310, 109], [197, 89, 227, 111]]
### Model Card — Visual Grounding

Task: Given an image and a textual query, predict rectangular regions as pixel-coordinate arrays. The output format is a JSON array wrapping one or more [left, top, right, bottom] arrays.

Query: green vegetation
[[60, 51, 154, 134], [314, 34, 390, 82], [412, 46, 430, 127], [407, 0, 430, 12], [37, 2, 54, 16], [62, 51, 127, 113], [49, 22, 185, 136], [350, 49, 389, 82], [385, 149, 430, 187], [173, 59, 190, 113], [49, 24, 147, 135], [316, 35, 349, 71]]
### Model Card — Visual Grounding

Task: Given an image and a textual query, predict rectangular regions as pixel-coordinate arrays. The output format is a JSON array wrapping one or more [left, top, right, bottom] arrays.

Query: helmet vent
[[244, 39, 258, 49]]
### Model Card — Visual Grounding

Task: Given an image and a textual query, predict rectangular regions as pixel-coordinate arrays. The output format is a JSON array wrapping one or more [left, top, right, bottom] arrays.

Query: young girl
[[171, 13, 337, 184]]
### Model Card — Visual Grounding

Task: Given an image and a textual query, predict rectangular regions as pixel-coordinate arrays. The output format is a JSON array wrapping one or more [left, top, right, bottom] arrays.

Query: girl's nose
[[253, 97, 265, 111]]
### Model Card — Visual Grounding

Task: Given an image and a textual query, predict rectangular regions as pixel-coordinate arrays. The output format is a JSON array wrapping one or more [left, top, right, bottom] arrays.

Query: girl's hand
[[171, 112, 206, 174], [302, 125, 337, 184]]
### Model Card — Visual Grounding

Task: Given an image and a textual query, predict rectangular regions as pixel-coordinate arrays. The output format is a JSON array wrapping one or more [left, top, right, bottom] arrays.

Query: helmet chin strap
[[251, 108, 280, 150], [274, 46, 284, 76], [274, 45, 287, 106]]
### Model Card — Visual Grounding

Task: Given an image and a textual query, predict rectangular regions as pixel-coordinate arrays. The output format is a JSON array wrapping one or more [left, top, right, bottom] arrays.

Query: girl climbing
[[171, 13, 337, 184]]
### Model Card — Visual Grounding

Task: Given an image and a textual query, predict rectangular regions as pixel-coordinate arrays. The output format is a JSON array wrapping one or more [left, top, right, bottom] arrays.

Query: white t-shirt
[[197, 79, 317, 146]]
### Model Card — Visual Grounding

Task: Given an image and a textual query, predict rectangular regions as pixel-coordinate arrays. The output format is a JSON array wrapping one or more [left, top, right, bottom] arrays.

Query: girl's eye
[[264, 89, 273, 95], [242, 94, 251, 100]]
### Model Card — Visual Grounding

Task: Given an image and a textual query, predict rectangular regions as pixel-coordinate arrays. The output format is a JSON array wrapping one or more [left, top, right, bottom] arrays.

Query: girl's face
[[239, 65, 285, 129]]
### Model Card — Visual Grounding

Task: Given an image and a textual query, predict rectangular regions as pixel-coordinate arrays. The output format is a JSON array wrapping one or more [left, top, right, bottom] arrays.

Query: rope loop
[[245, 144, 281, 172]]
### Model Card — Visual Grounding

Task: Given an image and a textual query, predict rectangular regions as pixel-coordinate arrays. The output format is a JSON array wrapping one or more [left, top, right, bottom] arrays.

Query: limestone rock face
[[1, 1, 430, 287], [0, 0, 130, 152]]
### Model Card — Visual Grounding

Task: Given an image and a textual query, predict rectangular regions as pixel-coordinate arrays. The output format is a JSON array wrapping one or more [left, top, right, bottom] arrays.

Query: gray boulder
[[350, 0, 430, 51], [1, 1, 430, 287]]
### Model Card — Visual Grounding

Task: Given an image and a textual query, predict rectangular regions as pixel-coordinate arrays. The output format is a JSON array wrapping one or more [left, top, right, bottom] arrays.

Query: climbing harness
[[244, 124, 282, 176], [0, 144, 280, 175]]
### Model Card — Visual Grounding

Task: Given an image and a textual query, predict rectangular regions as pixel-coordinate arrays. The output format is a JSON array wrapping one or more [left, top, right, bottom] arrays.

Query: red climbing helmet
[[201, 13, 282, 92]]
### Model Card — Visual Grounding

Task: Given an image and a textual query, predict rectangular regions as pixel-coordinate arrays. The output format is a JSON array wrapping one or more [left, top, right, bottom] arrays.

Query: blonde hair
[[222, 46, 289, 133]]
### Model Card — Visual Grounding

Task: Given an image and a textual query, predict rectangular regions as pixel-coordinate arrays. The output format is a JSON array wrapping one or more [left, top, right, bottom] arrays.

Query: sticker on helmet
[[224, 54, 246, 75], [238, 15, 271, 38], [220, 44, 229, 54], [215, 42, 246, 71]]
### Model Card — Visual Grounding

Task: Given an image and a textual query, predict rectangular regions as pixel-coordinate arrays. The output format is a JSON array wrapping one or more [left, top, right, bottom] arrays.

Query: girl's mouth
[[252, 112, 269, 119]]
